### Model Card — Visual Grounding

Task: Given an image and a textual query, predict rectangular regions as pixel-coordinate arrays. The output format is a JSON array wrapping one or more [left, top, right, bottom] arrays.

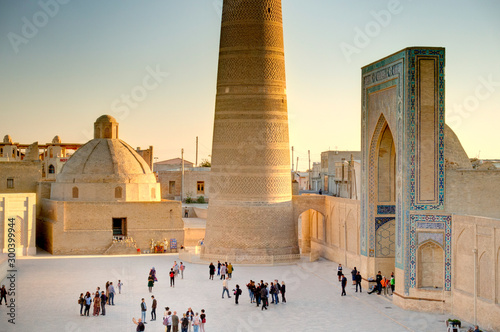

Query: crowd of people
[[335, 264, 395, 297], [78, 280, 122, 317], [244, 279, 286, 310], [133, 305, 207, 332], [208, 261, 234, 280]]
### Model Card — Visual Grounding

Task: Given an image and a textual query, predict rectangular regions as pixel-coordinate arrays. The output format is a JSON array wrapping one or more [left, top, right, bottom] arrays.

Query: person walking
[[351, 267, 358, 285], [108, 282, 116, 305], [100, 291, 107, 316], [84, 291, 92, 316], [209, 262, 215, 280], [148, 274, 154, 293], [192, 312, 200, 332], [355, 271, 362, 293], [93, 292, 101, 316], [151, 295, 157, 321], [132, 317, 146, 332], [341, 274, 347, 296], [199, 309, 206, 332], [169, 268, 175, 287], [234, 284, 242, 304], [172, 311, 179, 332], [222, 276, 231, 298], [180, 262, 185, 279], [78, 293, 85, 316], [280, 281, 286, 303], [140, 298, 147, 324]]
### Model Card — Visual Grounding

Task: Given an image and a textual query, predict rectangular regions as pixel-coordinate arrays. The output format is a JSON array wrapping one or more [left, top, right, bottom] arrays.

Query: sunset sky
[[1, 0, 499, 167]]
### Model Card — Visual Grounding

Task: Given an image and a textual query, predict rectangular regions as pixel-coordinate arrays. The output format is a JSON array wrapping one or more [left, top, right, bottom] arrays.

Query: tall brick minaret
[[201, 0, 299, 263]]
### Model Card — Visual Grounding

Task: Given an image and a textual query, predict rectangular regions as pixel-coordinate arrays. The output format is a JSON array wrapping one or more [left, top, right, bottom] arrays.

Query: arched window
[[72, 187, 79, 199], [115, 187, 122, 199], [48, 164, 55, 174]]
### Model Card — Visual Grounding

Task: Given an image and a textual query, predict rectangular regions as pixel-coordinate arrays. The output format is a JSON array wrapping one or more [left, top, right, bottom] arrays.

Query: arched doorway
[[368, 115, 397, 278], [298, 209, 325, 254]]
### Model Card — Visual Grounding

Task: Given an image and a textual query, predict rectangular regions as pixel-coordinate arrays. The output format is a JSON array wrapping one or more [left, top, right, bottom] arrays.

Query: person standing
[[355, 271, 362, 293], [217, 261, 221, 277], [192, 312, 200, 332], [151, 295, 157, 321], [227, 263, 233, 278], [181, 313, 189, 332], [84, 291, 92, 316], [341, 274, 347, 296], [269, 282, 276, 304], [381, 276, 388, 296], [105, 281, 110, 304], [117, 280, 123, 294], [199, 309, 206, 332], [390, 272, 395, 295], [351, 267, 358, 285], [108, 282, 116, 305], [220, 263, 227, 280], [169, 268, 175, 287], [184, 208, 188, 217], [180, 262, 185, 279], [209, 263, 215, 280], [132, 317, 146, 332], [0, 285, 7, 305], [234, 284, 242, 304], [148, 274, 154, 293], [246, 280, 255, 303], [172, 311, 179, 332], [78, 293, 85, 316], [274, 280, 281, 304], [186, 307, 194, 332], [100, 291, 107, 316], [254, 283, 261, 307], [140, 298, 147, 324], [163, 311, 172, 332], [173, 261, 179, 277], [93, 292, 101, 316], [260, 284, 268, 310], [222, 276, 231, 298], [280, 281, 286, 303], [337, 264, 343, 282]]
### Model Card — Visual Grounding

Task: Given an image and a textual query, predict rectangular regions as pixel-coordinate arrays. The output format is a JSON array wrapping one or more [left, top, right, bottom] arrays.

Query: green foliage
[[200, 159, 211, 167], [197, 196, 206, 203]]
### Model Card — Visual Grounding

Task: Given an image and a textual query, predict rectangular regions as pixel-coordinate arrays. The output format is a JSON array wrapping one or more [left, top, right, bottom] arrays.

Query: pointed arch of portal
[[367, 113, 397, 277]]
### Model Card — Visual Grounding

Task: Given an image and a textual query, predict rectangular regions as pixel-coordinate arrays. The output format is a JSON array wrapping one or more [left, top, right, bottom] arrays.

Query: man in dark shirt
[[133, 317, 145, 331], [341, 274, 347, 296]]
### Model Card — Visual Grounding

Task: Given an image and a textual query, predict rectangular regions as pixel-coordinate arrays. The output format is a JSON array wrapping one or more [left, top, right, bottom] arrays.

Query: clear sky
[[1, 0, 499, 167]]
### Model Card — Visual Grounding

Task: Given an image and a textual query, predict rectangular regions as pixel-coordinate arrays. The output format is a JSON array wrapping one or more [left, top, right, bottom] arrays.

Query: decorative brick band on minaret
[[201, 0, 299, 263]]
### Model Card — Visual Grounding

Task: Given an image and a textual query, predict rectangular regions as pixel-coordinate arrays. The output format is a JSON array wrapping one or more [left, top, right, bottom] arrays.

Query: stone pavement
[[0, 253, 464, 332]]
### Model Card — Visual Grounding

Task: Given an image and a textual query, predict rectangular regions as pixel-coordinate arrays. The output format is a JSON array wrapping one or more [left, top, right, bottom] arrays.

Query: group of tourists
[[208, 261, 234, 280], [78, 280, 122, 317], [336, 264, 395, 297], [133, 306, 207, 332], [244, 279, 286, 310]]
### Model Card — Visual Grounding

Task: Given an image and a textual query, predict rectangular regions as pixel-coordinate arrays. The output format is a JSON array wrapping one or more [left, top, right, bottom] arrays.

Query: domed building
[[38, 115, 184, 255]]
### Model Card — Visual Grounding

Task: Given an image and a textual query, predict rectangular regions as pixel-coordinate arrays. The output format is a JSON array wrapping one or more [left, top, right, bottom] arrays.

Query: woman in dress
[[93, 292, 101, 316]]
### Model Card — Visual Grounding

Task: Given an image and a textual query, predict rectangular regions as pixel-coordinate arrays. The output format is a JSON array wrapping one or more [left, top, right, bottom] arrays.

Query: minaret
[[202, 0, 299, 263]]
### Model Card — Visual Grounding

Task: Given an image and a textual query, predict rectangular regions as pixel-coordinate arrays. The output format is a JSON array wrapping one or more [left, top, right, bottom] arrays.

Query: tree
[[200, 159, 211, 167]]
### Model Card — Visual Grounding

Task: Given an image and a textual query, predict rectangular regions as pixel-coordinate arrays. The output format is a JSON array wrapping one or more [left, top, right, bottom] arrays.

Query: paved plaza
[[1, 253, 464, 332]]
